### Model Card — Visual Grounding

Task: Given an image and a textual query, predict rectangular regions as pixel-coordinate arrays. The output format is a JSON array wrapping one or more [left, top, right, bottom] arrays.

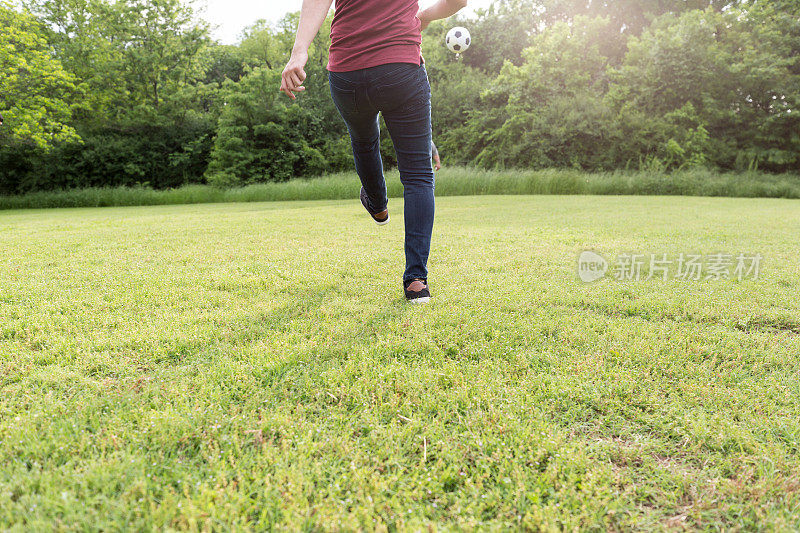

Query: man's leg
[[328, 73, 388, 213], [380, 70, 435, 283]]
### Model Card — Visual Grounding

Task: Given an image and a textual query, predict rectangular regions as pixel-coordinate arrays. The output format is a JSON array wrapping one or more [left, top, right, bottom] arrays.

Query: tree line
[[1, 0, 798, 194]]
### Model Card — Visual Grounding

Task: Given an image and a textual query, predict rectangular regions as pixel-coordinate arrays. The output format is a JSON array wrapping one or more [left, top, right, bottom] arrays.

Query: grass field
[[1, 194, 800, 530]]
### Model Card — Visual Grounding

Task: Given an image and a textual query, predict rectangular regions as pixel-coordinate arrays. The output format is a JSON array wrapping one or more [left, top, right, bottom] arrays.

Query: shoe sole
[[407, 296, 430, 304], [374, 216, 390, 226]]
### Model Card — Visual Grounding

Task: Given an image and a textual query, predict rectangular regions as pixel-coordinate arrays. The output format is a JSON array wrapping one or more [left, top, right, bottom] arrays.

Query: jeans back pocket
[[328, 71, 358, 115], [370, 65, 429, 113]]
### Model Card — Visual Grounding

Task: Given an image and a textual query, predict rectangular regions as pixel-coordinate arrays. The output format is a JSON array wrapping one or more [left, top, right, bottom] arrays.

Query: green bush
[[0, 118, 215, 194], [204, 67, 351, 186]]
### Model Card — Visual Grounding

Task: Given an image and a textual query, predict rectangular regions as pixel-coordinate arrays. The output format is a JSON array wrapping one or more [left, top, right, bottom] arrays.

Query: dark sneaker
[[404, 279, 431, 304], [360, 187, 389, 225]]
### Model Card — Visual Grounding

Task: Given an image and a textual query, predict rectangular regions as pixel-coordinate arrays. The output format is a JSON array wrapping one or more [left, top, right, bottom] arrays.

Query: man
[[280, 0, 468, 303], [432, 140, 441, 171]]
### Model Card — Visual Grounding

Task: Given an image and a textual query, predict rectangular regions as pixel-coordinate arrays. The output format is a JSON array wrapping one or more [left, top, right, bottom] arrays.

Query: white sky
[[199, 0, 496, 44]]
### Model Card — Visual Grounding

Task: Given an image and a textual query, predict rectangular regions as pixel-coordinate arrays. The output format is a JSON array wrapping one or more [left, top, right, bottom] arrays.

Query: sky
[[199, 0, 496, 44]]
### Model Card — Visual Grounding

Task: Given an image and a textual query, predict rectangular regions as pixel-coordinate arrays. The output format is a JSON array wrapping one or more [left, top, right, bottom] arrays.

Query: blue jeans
[[328, 63, 435, 283]]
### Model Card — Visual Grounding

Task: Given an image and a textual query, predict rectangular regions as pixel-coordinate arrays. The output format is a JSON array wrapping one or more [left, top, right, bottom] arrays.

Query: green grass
[[1, 195, 799, 530], [1, 167, 799, 210]]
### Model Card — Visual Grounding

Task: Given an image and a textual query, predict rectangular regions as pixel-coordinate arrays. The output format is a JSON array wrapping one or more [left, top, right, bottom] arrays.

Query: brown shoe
[[404, 279, 431, 304], [360, 187, 389, 225]]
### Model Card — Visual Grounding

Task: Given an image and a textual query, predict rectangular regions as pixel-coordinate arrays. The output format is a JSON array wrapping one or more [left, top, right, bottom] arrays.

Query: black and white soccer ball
[[445, 27, 471, 54]]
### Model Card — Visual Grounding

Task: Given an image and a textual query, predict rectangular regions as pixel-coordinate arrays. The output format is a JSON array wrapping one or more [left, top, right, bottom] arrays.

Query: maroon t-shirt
[[327, 0, 422, 72]]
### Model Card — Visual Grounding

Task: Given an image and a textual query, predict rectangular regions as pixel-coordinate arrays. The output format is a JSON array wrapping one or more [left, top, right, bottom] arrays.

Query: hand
[[280, 50, 309, 99], [434, 160, 442, 171]]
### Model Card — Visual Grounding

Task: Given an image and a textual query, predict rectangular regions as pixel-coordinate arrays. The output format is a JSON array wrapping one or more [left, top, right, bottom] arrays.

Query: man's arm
[[432, 141, 442, 171], [280, 0, 334, 99], [418, 0, 468, 31]]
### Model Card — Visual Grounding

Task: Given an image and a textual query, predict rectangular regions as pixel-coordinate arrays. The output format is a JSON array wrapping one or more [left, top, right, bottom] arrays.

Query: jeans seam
[[364, 85, 375, 113]]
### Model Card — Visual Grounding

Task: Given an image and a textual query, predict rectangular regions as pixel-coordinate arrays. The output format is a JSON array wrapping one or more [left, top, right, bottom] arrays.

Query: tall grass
[[1, 167, 798, 210]]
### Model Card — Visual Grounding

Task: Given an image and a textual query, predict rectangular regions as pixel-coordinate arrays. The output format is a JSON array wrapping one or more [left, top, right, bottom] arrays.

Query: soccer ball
[[446, 27, 471, 54]]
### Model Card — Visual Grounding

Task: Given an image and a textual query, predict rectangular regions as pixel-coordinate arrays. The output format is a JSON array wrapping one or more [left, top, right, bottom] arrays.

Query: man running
[[280, 0, 468, 303]]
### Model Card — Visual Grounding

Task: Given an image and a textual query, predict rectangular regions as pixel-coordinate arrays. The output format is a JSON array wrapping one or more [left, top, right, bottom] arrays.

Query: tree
[[460, 16, 621, 169], [205, 68, 349, 186], [0, 3, 79, 149], [541, 0, 742, 35], [459, 0, 543, 73], [611, 8, 800, 171], [238, 19, 293, 71], [20, 0, 122, 120], [108, 0, 210, 111], [23, 0, 211, 119]]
